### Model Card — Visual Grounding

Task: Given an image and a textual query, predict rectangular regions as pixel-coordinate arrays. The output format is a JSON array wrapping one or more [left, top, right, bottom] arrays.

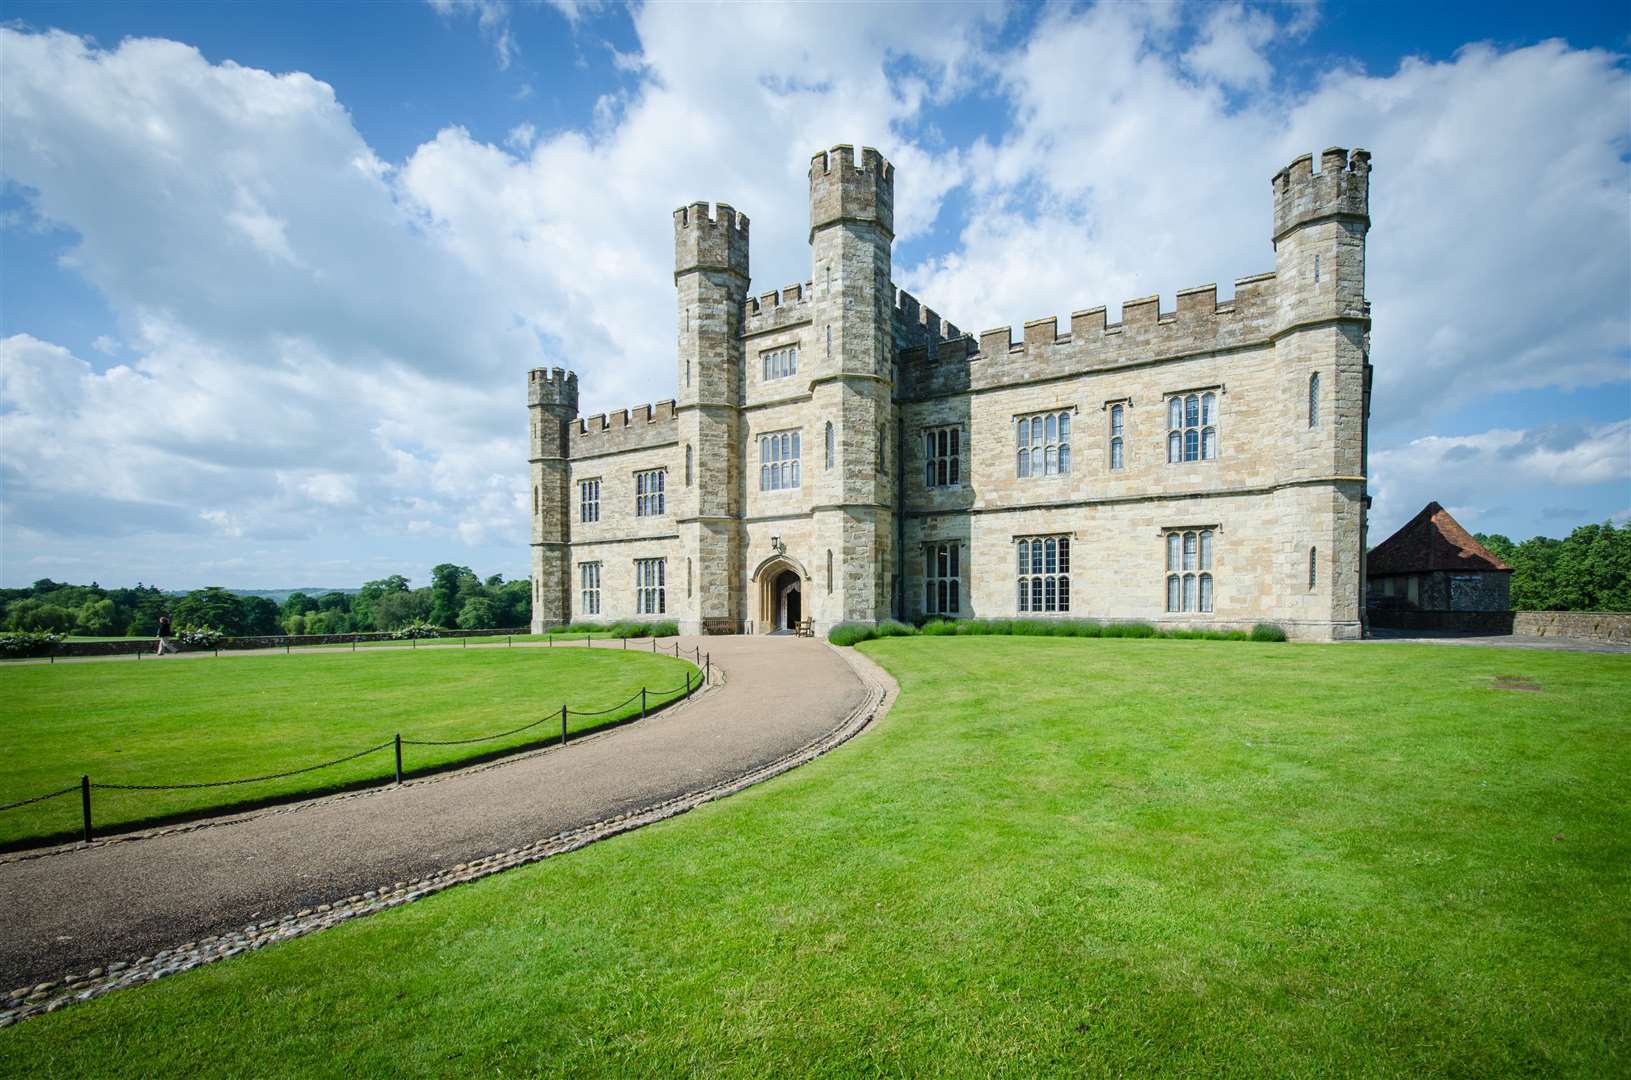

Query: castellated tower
[[809, 145, 897, 624], [527, 366, 578, 633], [1272, 147, 1373, 633], [673, 202, 749, 635]]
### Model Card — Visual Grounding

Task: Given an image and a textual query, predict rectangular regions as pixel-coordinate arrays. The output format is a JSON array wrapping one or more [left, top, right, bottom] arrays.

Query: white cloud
[[1370, 419, 1631, 538], [1, 5, 1627, 586], [427, 0, 516, 70]]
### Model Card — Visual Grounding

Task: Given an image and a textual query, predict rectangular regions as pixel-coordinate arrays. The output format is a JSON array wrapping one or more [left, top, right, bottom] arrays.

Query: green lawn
[[0, 649, 696, 848], [290, 631, 690, 650], [3, 638, 1626, 1077]]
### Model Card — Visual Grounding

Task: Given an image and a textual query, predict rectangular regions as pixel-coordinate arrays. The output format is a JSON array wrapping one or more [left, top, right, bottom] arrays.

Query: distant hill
[[159, 588, 363, 603]]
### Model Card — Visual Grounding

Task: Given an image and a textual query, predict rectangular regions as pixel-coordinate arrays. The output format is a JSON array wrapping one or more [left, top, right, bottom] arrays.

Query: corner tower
[[673, 202, 749, 634], [1272, 147, 1373, 638], [809, 145, 898, 624], [528, 366, 578, 633]]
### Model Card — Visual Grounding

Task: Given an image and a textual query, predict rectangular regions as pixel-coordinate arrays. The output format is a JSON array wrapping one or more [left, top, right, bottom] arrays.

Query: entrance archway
[[751, 555, 809, 633]]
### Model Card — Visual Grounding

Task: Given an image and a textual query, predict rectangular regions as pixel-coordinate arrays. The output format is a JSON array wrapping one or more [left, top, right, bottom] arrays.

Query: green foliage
[[845, 618, 1266, 644], [0, 631, 65, 658], [875, 619, 918, 638], [171, 588, 248, 635], [550, 621, 679, 639], [73, 598, 120, 637], [429, 564, 480, 628], [174, 625, 225, 648], [1475, 521, 1631, 611], [3, 598, 74, 633], [456, 597, 500, 630], [389, 620, 444, 640], [1250, 623, 1288, 642]]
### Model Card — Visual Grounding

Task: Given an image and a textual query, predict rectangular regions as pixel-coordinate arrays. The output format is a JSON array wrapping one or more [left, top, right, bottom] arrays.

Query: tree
[[283, 592, 317, 617], [241, 596, 283, 635], [5, 598, 73, 633], [456, 596, 499, 630], [172, 587, 247, 633], [429, 564, 477, 627], [375, 588, 432, 631], [74, 599, 120, 636], [1477, 522, 1631, 611]]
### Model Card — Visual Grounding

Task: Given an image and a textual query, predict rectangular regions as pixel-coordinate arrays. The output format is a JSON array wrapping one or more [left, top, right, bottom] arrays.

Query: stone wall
[[1513, 611, 1631, 643], [37, 628, 530, 659]]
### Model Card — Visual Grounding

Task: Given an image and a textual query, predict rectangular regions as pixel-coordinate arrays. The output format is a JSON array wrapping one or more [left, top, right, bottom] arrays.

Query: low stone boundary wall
[[42, 628, 530, 659], [1512, 611, 1631, 644], [1368, 610, 1515, 634]]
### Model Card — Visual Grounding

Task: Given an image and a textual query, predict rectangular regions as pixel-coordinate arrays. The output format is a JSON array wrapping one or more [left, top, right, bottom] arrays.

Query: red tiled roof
[[1368, 501, 1513, 575]]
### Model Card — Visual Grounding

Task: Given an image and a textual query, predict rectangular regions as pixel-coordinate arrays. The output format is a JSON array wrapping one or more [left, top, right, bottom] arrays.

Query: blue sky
[[1, 0, 1627, 589]]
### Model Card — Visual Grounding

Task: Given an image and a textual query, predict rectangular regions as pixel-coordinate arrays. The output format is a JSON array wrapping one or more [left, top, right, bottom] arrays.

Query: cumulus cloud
[[1370, 419, 1631, 538], [1, 4, 1627, 587]]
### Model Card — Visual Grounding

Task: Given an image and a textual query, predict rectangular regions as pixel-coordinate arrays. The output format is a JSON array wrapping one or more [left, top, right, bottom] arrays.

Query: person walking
[[155, 612, 175, 656]]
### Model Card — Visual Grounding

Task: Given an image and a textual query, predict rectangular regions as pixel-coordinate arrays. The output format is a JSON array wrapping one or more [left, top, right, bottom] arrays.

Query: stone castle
[[528, 143, 1373, 640]]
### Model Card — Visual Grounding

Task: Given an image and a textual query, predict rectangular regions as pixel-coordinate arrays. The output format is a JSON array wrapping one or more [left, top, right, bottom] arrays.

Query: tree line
[[0, 564, 531, 637], [1475, 521, 1631, 612]]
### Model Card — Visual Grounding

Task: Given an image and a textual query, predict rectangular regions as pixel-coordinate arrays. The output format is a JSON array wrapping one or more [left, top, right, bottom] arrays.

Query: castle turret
[[1272, 148, 1373, 638], [528, 366, 578, 633], [809, 145, 899, 624], [674, 202, 749, 634]]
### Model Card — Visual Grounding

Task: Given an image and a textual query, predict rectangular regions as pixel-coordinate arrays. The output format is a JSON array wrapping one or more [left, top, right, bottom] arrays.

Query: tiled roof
[[1368, 501, 1513, 575]]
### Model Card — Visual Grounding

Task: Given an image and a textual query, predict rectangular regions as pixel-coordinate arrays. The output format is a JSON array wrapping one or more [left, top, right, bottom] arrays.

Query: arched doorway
[[751, 554, 809, 633], [774, 569, 801, 631]]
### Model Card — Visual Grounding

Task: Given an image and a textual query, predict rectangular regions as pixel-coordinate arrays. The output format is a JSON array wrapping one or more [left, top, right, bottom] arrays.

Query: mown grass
[[0, 649, 695, 848], [2, 638, 1626, 1077], [288, 629, 685, 651]]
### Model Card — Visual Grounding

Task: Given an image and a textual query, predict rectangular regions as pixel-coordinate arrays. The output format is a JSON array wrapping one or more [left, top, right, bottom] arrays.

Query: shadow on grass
[[0, 685, 697, 855]]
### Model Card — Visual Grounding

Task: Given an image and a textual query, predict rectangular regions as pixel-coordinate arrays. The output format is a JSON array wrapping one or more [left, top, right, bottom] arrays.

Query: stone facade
[[529, 144, 1374, 641]]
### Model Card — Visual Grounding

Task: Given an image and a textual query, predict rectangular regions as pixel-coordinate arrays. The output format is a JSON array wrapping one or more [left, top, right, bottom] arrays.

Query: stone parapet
[[1513, 610, 1631, 643], [572, 402, 679, 458]]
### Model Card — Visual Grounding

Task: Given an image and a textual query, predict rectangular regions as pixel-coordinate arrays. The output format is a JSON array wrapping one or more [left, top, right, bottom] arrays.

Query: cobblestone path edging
[[0, 644, 893, 1028]]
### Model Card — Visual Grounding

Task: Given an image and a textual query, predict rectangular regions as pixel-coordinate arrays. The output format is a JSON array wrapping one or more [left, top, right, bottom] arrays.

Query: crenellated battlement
[[527, 366, 579, 411], [570, 399, 678, 458], [809, 143, 894, 238], [893, 286, 966, 360], [674, 200, 750, 278], [1272, 147, 1370, 242], [741, 280, 814, 336], [900, 272, 1286, 399]]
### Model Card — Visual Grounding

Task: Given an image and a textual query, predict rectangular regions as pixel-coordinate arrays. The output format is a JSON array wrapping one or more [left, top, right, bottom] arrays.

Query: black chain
[[94, 740, 394, 791], [0, 784, 79, 814], [565, 688, 646, 718], [402, 713, 558, 747]]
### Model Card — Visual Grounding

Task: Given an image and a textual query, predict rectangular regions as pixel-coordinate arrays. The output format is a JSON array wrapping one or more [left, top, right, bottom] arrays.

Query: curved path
[[0, 636, 872, 993]]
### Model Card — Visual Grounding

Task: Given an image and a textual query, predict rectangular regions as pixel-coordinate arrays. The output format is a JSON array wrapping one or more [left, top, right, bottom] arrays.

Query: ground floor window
[[635, 558, 665, 615], [1165, 529, 1214, 613], [1017, 536, 1070, 613], [579, 562, 601, 616], [925, 542, 961, 616]]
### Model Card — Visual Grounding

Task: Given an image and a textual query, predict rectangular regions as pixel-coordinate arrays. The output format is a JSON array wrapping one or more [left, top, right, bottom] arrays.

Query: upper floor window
[[1017, 536, 1070, 613], [635, 470, 665, 517], [579, 562, 601, 616], [925, 542, 961, 616], [1015, 411, 1071, 479], [635, 558, 665, 615], [579, 479, 600, 523], [762, 346, 797, 382], [1165, 529, 1214, 613], [1108, 403, 1125, 470], [759, 430, 800, 491], [1166, 392, 1217, 463], [1308, 372, 1320, 428], [824, 421, 834, 470], [924, 426, 960, 488]]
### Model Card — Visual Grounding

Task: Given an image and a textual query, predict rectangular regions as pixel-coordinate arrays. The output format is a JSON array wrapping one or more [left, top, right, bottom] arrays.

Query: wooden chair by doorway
[[797, 618, 814, 638]]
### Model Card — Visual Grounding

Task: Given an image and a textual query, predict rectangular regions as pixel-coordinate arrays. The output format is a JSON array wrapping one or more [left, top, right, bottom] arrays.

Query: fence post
[[641, 688, 647, 719], [623, 637, 627, 650], [394, 734, 403, 784], [560, 704, 568, 745], [463, 636, 467, 649], [412, 636, 417, 650], [286, 641, 290, 655], [352, 639, 356, 652], [706, 654, 710, 685], [651, 638, 656, 654], [685, 669, 693, 698], [508, 636, 512, 647], [80, 775, 92, 844]]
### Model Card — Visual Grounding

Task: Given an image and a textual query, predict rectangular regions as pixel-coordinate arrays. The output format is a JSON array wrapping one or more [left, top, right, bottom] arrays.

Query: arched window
[[1109, 404, 1124, 470], [685, 444, 693, 486], [824, 422, 834, 469], [1308, 372, 1320, 428], [1309, 546, 1317, 589]]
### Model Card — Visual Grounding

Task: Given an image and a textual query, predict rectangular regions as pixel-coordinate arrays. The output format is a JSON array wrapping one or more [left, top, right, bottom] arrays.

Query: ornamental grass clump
[[874, 620, 917, 638], [919, 619, 959, 636], [1251, 623, 1289, 642], [827, 622, 877, 647]]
